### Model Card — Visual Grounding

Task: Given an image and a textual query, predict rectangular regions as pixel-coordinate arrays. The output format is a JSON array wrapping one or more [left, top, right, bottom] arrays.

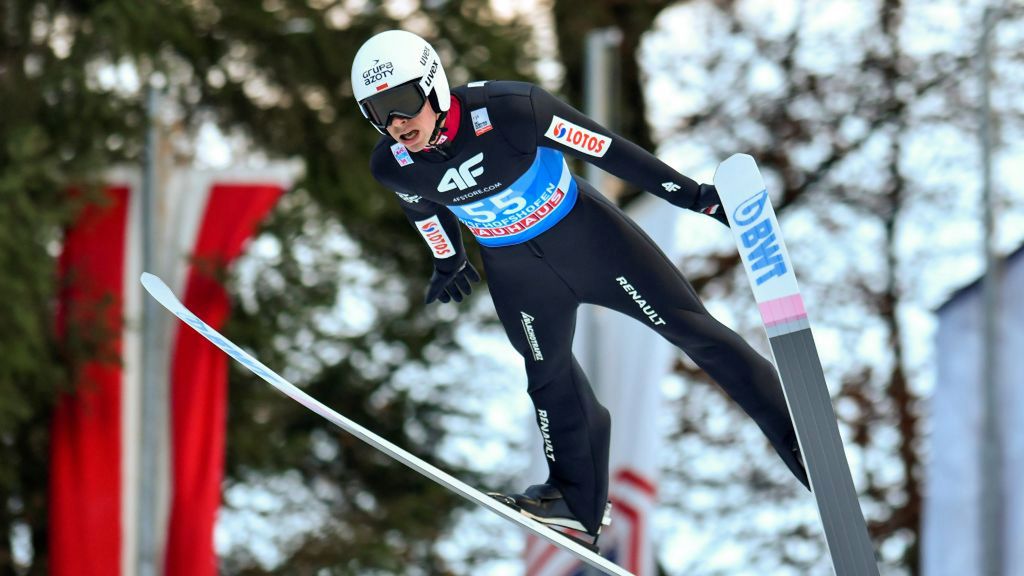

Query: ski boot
[[488, 483, 611, 552]]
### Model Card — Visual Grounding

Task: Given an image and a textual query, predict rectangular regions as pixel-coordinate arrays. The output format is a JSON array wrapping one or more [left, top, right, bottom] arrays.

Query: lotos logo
[[438, 153, 485, 192], [416, 215, 456, 259], [733, 190, 787, 286], [544, 116, 611, 157], [177, 308, 286, 392]]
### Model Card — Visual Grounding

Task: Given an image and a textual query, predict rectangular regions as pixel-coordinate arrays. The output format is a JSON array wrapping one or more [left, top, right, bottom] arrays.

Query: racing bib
[[447, 147, 578, 247]]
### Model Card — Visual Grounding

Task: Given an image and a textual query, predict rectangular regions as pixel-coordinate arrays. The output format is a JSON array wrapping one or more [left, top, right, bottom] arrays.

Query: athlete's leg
[[480, 242, 612, 534], [536, 185, 808, 488]]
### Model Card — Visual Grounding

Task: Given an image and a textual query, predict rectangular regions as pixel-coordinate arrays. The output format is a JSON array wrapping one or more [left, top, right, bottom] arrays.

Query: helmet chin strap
[[427, 111, 448, 147]]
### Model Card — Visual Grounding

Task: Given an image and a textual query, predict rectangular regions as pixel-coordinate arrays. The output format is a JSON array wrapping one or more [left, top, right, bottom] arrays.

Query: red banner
[[51, 186, 131, 576], [51, 175, 287, 576]]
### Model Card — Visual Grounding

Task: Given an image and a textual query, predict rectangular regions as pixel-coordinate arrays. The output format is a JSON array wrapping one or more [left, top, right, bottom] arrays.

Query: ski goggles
[[359, 79, 427, 130]]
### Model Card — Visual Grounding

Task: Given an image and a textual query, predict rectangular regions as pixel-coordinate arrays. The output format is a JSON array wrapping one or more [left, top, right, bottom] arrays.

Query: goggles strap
[[427, 111, 448, 146]]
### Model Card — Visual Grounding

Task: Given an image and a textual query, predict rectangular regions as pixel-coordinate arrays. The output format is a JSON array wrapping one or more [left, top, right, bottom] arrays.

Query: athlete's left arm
[[527, 85, 727, 225]]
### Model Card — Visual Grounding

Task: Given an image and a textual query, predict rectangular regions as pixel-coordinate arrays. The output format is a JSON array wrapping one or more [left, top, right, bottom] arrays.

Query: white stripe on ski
[[140, 272, 633, 576]]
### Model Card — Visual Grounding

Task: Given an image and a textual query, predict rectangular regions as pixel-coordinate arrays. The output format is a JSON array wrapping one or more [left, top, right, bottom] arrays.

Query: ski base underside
[[771, 328, 879, 576]]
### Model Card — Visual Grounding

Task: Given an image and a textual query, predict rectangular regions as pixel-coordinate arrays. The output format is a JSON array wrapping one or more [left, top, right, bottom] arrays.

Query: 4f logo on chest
[[438, 153, 485, 192]]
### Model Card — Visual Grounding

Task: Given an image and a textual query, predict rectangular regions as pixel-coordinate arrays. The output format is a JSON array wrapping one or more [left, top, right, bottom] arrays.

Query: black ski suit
[[369, 81, 808, 535]]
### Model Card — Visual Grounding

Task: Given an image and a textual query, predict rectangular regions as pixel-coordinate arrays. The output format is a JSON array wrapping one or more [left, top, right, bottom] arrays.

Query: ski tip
[[713, 153, 765, 200], [140, 272, 162, 291], [139, 273, 179, 309], [716, 153, 757, 173]]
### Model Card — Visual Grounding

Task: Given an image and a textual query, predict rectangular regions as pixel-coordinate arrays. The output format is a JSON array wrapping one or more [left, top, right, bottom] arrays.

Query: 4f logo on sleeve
[[416, 215, 456, 259], [438, 152, 485, 192], [544, 116, 611, 157], [395, 191, 422, 204]]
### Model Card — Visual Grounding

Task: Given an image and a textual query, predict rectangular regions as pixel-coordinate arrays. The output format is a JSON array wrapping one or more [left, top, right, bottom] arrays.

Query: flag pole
[[580, 27, 622, 576], [978, 7, 1004, 576], [138, 79, 161, 576]]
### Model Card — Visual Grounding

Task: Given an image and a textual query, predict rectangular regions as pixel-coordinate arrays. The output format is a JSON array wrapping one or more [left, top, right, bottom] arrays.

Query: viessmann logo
[[544, 116, 611, 157], [416, 216, 456, 259]]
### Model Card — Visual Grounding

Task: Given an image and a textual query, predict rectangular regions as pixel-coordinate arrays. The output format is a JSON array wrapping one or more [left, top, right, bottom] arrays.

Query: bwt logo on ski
[[438, 152, 485, 192], [416, 215, 455, 258], [733, 189, 787, 286], [544, 116, 611, 157], [180, 312, 283, 389], [362, 59, 394, 86]]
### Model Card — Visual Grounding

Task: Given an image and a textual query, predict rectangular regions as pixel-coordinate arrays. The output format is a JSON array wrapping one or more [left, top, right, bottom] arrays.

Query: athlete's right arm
[[368, 141, 466, 265], [394, 193, 465, 264], [393, 195, 480, 303], [370, 143, 479, 303]]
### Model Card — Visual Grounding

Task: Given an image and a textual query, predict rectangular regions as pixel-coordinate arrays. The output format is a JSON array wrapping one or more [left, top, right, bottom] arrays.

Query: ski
[[139, 273, 633, 576], [713, 154, 879, 576]]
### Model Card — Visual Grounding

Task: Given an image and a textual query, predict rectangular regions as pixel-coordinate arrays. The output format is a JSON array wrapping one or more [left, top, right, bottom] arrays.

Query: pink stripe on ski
[[759, 294, 807, 327]]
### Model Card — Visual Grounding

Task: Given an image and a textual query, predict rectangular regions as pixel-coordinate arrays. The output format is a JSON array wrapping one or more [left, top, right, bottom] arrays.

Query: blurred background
[[1, 0, 1023, 575]]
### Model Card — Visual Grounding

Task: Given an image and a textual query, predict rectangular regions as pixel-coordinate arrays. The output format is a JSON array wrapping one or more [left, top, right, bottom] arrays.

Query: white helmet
[[351, 30, 451, 133]]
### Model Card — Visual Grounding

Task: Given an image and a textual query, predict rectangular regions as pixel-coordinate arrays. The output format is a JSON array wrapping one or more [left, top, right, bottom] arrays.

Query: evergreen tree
[[0, 1, 536, 572]]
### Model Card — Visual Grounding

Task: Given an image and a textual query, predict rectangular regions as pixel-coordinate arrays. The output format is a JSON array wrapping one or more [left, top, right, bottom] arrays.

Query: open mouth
[[400, 129, 419, 142]]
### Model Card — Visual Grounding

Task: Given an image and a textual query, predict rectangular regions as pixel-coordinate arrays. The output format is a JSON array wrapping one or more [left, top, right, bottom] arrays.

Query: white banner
[[923, 246, 1024, 576]]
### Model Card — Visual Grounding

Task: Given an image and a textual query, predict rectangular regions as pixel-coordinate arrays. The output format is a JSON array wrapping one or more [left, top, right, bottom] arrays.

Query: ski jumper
[[370, 81, 808, 535]]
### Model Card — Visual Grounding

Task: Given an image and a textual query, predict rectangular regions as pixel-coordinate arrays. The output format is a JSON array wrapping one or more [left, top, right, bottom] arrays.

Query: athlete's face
[[386, 102, 439, 152]]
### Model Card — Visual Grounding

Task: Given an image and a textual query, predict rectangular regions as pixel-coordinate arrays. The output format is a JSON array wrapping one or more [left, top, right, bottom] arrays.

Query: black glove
[[425, 259, 481, 304], [690, 183, 730, 227]]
